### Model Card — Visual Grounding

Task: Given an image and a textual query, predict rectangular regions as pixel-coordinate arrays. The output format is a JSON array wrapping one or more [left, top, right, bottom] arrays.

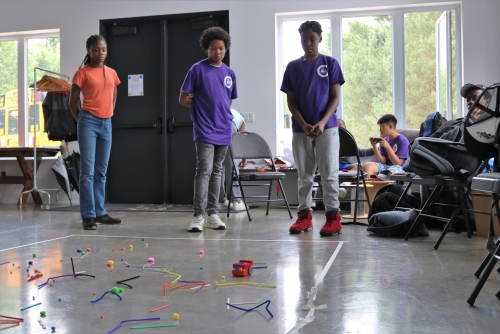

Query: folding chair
[[227, 132, 293, 221], [466, 172, 500, 305], [314, 127, 371, 224], [403, 173, 482, 250], [390, 172, 416, 211]]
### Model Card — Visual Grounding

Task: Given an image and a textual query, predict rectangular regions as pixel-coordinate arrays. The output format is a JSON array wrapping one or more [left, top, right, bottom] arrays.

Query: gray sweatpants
[[193, 142, 228, 217], [292, 127, 340, 213]]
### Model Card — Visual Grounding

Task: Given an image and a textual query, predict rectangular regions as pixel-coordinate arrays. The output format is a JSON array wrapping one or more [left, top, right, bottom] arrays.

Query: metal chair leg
[[278, 179, 293, 219], [474, 252, 494, 278], [238, 182, 251, 221], [467, 244, 500, 306], [352, 181, 359, 224], [265, 180, 272, 216], [461, 187, 473, 238], [434, 187, 472, 250], [394, 181, 412, 211], [405, 185, 443, 240]]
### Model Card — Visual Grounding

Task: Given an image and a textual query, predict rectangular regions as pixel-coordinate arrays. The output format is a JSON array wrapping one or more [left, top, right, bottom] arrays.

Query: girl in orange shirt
[[69, 35, 121, 230]]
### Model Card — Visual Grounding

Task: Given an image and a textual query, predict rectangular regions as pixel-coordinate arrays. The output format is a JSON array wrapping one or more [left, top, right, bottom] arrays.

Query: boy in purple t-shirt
[[280, 21, 345, 236], [179, 27, 238, 232], [363, 114, 410, 176]]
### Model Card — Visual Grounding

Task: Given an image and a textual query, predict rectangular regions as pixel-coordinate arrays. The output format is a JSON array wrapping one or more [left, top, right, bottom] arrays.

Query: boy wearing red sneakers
[[280, 21, 345, 236]]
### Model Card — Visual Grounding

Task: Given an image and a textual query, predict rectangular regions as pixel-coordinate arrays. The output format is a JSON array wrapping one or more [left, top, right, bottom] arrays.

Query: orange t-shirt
[[72, 65, 120, 118]]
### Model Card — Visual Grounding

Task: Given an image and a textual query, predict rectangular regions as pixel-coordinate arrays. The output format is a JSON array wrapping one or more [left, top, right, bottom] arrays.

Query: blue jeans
[[193, 142, 228, 216], [77, 110, 112, 219]]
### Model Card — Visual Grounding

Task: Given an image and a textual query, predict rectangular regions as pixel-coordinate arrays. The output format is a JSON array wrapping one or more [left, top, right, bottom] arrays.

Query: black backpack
[[407, 137, 482, 179], [367, 209, 429, 238], [368, 183, 420, 219]]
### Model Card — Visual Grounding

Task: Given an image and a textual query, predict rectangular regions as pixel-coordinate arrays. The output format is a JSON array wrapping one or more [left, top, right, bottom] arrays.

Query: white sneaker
[[206, 214, 226, 230], [188, 215, 204, 232], [231, 201, 246, 211]]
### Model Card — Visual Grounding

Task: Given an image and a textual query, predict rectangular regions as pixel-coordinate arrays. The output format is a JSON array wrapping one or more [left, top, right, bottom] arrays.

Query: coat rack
[[19, 67, 71, 206]]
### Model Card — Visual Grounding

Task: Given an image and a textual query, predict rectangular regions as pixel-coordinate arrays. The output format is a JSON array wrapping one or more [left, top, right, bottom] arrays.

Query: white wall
[[1, 0, 499, 204]]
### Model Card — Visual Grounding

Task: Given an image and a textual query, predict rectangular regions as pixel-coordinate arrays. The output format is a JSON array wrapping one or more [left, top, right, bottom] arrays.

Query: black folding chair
[[403, 173, 482, 250], [467, 172, 500, 305], [227, 132, 293, 221], [314, 127, 371, 224]]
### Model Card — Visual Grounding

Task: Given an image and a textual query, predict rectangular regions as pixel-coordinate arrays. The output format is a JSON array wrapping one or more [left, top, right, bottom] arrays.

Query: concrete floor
[[0, 204, 499, 334]]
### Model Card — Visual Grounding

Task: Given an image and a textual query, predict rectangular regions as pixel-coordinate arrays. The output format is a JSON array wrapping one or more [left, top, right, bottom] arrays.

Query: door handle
[[113, 123, 157, 130], [167, 117, 193, 133], [113, 119, 163, 134]]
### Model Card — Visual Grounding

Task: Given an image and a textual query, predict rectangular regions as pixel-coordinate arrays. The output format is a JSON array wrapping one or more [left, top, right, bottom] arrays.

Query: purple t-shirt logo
[[317, 65, 328, 78], [224, 76, 233, 88]]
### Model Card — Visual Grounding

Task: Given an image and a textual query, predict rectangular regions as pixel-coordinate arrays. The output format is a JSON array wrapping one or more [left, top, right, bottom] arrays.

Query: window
[[0, 31, 60, 147], [404, 10, 457, 130], [0, 40, 18, 147], [28, 37, 60, 147], [342, 15, 393, 142], [277, 5, 461, 152]]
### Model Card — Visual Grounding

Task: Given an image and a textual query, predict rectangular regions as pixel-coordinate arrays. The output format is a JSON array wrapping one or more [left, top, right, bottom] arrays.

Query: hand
[[470, 107, 483, 122], [240, 158, 247, 168], [302, 124, 314, 137], [186, 93, 194, 101], [379, 138, 390, 149], [369, 137, 378, 147], [309, 122, 325, 139]]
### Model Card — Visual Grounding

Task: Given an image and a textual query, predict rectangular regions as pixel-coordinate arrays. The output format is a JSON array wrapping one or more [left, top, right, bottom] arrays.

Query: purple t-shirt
[[180, 59, 238, 145], [280, 54, 345, 133], [379, 134, 410, 166]]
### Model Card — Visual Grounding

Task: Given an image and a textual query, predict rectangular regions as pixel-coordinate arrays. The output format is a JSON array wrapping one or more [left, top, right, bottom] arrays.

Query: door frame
[[100, 10, 230, 203]]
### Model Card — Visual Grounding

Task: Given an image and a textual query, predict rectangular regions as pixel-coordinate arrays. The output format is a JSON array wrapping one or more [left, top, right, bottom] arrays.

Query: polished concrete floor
[[0, 204, 499, 334]]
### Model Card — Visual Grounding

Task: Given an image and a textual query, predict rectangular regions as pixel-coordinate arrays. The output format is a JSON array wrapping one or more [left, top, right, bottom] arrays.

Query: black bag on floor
[[408, 137, 482, 179], [368, 183, 420, 219], [368, 192, 415, 219], [368, 209, 429, 238]]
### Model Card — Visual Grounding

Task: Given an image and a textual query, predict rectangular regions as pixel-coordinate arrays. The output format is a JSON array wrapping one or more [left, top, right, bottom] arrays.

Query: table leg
[[16, 156, 43, 205]]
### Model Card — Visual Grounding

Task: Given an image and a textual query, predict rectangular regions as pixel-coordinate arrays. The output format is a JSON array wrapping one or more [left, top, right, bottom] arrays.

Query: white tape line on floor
[[286, 241, 344, 334]]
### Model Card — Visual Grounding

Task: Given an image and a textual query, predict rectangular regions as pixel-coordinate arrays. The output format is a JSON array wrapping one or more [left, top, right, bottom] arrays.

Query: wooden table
[[342, 179, 394, 219], [0, 147, 60, 205]]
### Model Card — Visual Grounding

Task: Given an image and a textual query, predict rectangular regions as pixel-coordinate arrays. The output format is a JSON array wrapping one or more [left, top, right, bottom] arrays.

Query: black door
[[102, 11, 229, 204]]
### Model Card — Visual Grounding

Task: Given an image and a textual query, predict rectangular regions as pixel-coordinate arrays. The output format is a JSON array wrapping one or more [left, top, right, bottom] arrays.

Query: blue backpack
[[419, 111, 448, 138]]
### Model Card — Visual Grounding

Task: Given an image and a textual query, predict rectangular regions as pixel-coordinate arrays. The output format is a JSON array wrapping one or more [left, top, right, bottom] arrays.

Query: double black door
[[101, 11, 229, 203]]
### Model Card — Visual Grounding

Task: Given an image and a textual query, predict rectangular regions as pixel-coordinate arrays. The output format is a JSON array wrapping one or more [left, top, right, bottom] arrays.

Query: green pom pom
[[81, 251, 86, 255], [40, 311, 46, 316], [32, 254, 37, 258], [110, 286, 119, 293], [118, 288, 124, 293]]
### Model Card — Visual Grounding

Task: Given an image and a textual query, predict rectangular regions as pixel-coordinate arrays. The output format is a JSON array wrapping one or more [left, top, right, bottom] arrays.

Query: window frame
[[0, 29, 59, 147], [276, 3, 462, 152]]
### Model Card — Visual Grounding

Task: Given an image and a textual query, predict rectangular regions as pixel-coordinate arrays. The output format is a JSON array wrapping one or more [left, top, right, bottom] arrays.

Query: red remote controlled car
[[232, 259, 253, 277]]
